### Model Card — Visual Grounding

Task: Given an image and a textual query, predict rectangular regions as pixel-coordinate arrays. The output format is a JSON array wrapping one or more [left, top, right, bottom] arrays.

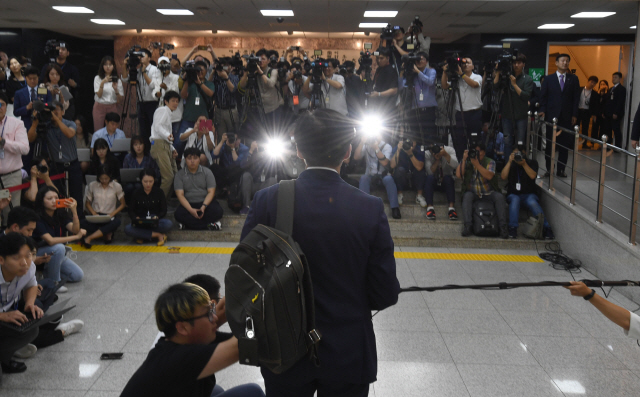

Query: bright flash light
[[360, 115, 383, 138], [265, 139, 286, 158]]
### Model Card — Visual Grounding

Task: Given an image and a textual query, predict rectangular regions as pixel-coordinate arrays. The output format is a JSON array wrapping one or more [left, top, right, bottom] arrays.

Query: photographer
[[389, 139, 426, 209], [238, 141, 277, 215], [0, 92, 29, 218], [286, 62, 309, 113], [39, 43, 79, 95], [180, 116, 216, 167], [24, 157, 59, 208], [368, 48, 399, 119], [211, 132, 249, 192], [342, 61, 365, 119], [210, 57, 240, 135], [456, 142, 508, 238], [14, 67, 52, 132], [500, 143, 554, 240], [493, 53, 533, 160], [121, 48, 162, 142], [442, 58, 483, 161], [302, 58, 348, 116], [182, 44, 218, 79], [353, 134, 401, 219], [179, 61, 215, 157], [27, 101, 84, 212], [398, 51, 437, 140], [424, 143, 459, 220]]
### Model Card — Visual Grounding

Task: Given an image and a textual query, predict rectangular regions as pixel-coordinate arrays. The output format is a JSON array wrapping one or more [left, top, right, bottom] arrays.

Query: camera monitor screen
[[364, 43, 373, 50], [314, 50, 322, 56]]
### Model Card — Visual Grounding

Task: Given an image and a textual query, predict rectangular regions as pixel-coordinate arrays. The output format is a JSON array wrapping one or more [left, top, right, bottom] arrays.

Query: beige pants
[[1, 169, 22, 225], [150, 140, 177, 198], [215, 107, 239, 135]]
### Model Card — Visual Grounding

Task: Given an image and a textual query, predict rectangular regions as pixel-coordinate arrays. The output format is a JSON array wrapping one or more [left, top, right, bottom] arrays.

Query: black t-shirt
[[120, 338, 219, 397], [372, 65, 398, 116], [507, 159, 539, 195], [33, 211, 73, 247]]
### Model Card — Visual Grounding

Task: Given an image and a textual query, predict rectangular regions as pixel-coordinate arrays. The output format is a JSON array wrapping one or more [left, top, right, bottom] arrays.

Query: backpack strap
[[275, 180, 295, 235]]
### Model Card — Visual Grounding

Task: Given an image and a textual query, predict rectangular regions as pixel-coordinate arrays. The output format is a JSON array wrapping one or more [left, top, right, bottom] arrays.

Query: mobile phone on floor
[[100, 352, 124, 360]]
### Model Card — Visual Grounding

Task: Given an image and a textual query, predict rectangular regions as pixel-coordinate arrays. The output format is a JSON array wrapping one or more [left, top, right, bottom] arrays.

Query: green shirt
[[182, 81, 215, 122], [496, 72, 533, 120]]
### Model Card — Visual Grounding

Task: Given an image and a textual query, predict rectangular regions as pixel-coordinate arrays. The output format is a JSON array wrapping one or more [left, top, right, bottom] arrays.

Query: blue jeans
[[124, 219, 173, 241], [176, 120, 195, 157], [506, 193, 550, 229], [502, 118, 528, 161], [359, 174, 399, 208], [211, 383, 264, 397], [36, 244, 84, 283]]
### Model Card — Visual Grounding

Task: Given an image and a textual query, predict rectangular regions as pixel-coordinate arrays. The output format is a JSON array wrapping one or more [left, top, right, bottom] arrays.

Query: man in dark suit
[[241, 109, 400, 396], [602, 72, 627, 150], [539, 53, 580, 177], [578, 76, 600, 149]]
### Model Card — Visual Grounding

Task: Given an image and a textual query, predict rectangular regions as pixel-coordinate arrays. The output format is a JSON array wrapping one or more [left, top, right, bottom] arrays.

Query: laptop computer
[[85, 215, 113, 224], [0, 298, 75, 333], [111, 138, 131, 153], [77, 148, 91, 162], [134, 217, 159, 228], [120, 168, 142, 184]]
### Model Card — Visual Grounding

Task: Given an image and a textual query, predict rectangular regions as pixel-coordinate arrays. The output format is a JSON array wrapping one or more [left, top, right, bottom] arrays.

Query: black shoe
[[1, 360, 26, 374], [79, 238, 92, 249], [543, 227, 555, 240], [500, 226, 509, 239], [508, 227, 518, 239], [391, 207, 401, 219], [557, 171, 568, 178], [461, 224, 473, 237]]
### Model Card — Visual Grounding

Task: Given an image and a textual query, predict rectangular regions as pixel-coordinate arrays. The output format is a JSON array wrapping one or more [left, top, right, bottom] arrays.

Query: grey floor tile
[[596, 338, 640, 370], [546, 367, 640, 396], [570, 310, 634, 339], [0, 391, 86, 397], [398, 247, 452, 253], [374, 362, 470, 397], [78, 299, 154, 324], [99, 279, 172, 301], [84, 392, 122, 397], [122, 324, 162, 353], [375, 331, 452, 363], [430, 309, 515, 335], [519, 335, 628, 370], [372, 306, 438, 332], [500, 310, 591, 337], [482, 288, 565, 312], [392, 290, 428, 308], [90, 353, 147, 391], [423, 289, 496, 311], [45, 322, 141, 353], [441, 333, 538, 366], [214, 364, 265, 389], [456, 364, 564, 397]]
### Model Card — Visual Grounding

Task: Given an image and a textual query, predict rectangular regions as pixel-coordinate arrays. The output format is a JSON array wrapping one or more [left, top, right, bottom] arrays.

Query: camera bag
[[225, 180, 321, 374], [472, 197, 499, 237], [226, 182, 243, 213]]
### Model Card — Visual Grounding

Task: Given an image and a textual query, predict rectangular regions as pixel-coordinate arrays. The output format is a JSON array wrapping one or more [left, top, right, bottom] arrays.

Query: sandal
[[157, 234, 167, 247]]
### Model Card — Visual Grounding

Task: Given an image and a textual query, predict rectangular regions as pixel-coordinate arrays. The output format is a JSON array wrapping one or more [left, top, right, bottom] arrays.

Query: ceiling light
[[364, 11, 398, 18], [538, 24, 574, 29], [0, 32, 18, 36], [157, 9, 194, 16], [571, 12, 615, 18], [52, 6, 94, 13], [631, 26, 637, 29], [359, 23, 388, 28], [91, 19, 125, 25], [501, 38, 528, 42], [483, 45, 503, 48], [260, 10, 294, 17]]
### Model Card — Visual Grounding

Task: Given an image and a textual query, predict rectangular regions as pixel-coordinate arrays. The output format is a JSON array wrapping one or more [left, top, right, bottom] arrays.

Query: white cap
[[158, 56, 170, 64]]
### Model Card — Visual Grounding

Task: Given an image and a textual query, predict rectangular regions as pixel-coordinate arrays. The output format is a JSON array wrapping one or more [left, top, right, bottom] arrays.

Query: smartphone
[[171, 53, 178, 60], [0, 189, 10, 200], [55, 199, 72, 208], [111, 76, 118, 83], [198, 45, 208, 51], [202, 119, 213, 130], [292, 46, 300, 51], [196, 210, 204, 217], [100, 352, 124, 360]]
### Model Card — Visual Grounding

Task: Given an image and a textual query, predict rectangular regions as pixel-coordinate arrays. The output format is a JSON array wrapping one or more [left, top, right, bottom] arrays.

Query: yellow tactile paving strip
[[68, 244, 543, 263]]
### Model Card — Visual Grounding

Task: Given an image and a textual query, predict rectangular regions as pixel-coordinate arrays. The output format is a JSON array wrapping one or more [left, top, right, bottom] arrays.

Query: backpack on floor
[[473, 198, 499, 237], [224, 180, 321, 374], [522, 213, 544, 239], [227, 182, 243, 213]]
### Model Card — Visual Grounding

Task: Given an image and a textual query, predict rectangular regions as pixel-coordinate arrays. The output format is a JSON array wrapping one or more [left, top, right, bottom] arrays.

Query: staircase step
[[390, 230, 551, 249]]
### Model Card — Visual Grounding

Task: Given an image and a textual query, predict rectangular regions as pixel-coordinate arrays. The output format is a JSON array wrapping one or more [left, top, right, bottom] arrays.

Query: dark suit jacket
[[13, 86, 53, 131], [241, 168, 400, 384], [539, 72, 580, 127], [587, 90, 601, 117], [603, 84, 627, 118]]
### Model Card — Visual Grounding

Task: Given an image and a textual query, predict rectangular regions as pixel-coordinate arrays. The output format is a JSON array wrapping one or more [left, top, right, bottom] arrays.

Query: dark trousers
[[210, 164, 243, 192], [602, 115, 623, 148], [80, 215, 122, 236], [0, 321, 38, 363], [578, 109, 592, 147], [51, 160, 85, 219], [262, 368, 369, 397], [425, 174, 456, 205], [462, 191, 507, 228], [124, 182, 142, 205], [138, 101, 159, 143], [407, 106, 437, 143], [545, 121, 574, 174], [453, 109, 483, 161], [174, 201, 223, 230], [392, 167, 426, 193]]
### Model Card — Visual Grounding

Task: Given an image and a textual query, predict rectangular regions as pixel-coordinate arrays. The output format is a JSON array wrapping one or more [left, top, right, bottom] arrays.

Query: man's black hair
[[139, 167, 157, 181], [475, 142, 487, 152], [327, 58, 339, 68], [613, 71, 623, 78], [25, 236, 36, 252], [256, 48, 268, 58], [556, 53, 570, 62], [195, 60, 208, 71], [24, 66, 39, 77], [515, 53, 527, 63], [140, 48, 152, 58], [416, 52, 429, 63], [0, 233, 27, 257], [0, 91, 8, 104], [376, 47, 391, 58], [105, 112, 121, 123], [588, 75, 599, 84], [7, 207, 39, 229], [183, 147, 202, 158], [164, 90, 181, 104], [183, 274, 221, 301], [294, 109, 354, 168]]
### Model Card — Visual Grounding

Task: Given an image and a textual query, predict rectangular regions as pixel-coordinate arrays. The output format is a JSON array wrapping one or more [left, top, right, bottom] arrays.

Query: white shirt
[[308, 74, 348, 116], [180, 130, 216, 168], [121, 64, 162, 102], [451, 73, 483, 112], [288, 75, 310, 111], [150, 106, 173, 143], [579, 88, 592, 110], [157, 72, 183, 123], [363, 142, 392, 176], [625, 311, 640, 339], [1, 262, 37, 313], [93, 75, 124, 105]]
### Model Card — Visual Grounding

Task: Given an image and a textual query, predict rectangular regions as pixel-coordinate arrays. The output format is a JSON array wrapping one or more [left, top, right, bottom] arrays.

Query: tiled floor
[[4, 244, 640, 396]]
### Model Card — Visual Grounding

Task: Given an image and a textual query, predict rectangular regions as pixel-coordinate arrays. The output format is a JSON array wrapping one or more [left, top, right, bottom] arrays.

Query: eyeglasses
[[179, 303, 216, 324]]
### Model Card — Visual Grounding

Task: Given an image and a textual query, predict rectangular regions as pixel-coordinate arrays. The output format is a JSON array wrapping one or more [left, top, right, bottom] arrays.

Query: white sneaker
[[13, 344, 37, 359], [416, 195, 427, 208], [56, 319, 84, 337], [397, 193, 403, 205], [57, 285, 68, 293]]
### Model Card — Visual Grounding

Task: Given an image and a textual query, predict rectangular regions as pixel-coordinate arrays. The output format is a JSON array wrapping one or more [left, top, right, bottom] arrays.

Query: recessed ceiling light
[[157, 9, 194, 16], [364, 11, 398, 18], [631, 26, 637, 29], [571, 12, 615, 18], [538, 24, 574, 29], [359, 22, 388, 28], [483, 45, 503, 48], [501, 38, 528, 42], [0, 32, 18, 36], [260, 10, 294, 17], [52, 6, 94, 13], [90, 19, 125, 25]]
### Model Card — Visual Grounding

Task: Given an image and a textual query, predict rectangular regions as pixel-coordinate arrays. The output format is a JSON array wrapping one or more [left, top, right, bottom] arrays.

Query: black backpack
[[224, 180, 321, 374], [227, 182, 243, 213], [472, 197, 499, 237]]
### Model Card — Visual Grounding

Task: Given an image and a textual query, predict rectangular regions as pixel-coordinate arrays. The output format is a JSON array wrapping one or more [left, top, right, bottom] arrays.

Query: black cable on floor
[[534, 239, 582, 274]]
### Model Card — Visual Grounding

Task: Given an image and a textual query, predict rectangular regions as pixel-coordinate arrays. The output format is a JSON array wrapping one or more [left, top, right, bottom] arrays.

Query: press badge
[[195, 97, 200, 106], [293, 95, 299, 106], [292, 167, 297, 175], [325, 96, 330, 104], [419, 93, 424, 101], [0, 149, 4, 159], [516, 183, 521, 191], [260, 170, 266, 182]]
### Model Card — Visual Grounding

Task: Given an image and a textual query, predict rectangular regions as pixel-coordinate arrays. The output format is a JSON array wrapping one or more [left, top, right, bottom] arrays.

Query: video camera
[[438, 53, 464, 80], [125, 45, 145, 82], [429, 143, 443, 155], [45, 40, 65, 63], [401, 53, 422, 79], [310, 58, 328, 84], [242, 54, 261, 76], [151, 42, 175, 56], [358, 51, 374, 73], [229, 52, 244, 72], [183, 60, 200, 84], [468, 132, 480, 159], [495, 49, 518, 79], [31, 100, 55, 127], [405, 16, 424, 50], [380, 24, 401, 43]]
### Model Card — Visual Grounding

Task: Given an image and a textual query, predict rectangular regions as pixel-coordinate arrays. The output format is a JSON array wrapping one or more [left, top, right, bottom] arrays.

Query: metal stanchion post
[[533, 112, 539, 161], [629, 146, 640, 245], [570, 125, 580, 205], [65, 171, 69, 198], [526, 111, 532, 160], [549, 118, 558, 191], [596, 135, 608, 223]]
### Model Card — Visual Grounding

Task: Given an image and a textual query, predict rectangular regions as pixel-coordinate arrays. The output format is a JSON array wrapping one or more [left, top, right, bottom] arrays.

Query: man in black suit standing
[[241, 109, 400, 396], [602, 72, 627, 151], [539, 53, 580, 177]]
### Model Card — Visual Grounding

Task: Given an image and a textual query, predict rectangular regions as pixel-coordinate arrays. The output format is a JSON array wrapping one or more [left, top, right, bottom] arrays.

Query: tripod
[[445, 76, 468, 147], [308, 77, 326, 111], [239, 73, 269, 141], [120, 80, 143, 136]]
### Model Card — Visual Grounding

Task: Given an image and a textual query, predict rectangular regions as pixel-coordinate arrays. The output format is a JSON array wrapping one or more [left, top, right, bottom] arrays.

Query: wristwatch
[[584, 289, 596, 301]]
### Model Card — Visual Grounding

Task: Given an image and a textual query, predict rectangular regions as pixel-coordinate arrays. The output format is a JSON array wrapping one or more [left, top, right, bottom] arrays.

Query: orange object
[[55, 199, 73, 208]]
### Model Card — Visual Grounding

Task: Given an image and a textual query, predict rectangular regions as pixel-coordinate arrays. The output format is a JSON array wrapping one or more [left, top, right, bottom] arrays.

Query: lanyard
[[106, 132, 115, 147], [0, 279, 19, 310], [0, 116, 7, 139]]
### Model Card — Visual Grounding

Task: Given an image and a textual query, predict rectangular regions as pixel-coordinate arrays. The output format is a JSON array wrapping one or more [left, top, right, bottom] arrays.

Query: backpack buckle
[[308, 329, 321, 345]]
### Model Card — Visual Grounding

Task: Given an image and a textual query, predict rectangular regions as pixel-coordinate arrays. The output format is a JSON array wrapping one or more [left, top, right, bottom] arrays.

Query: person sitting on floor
[[122, 134, 161, 203], [180, 116, 216, 167], [125, 168, 172, 246], [88, 138, 121, 182]]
